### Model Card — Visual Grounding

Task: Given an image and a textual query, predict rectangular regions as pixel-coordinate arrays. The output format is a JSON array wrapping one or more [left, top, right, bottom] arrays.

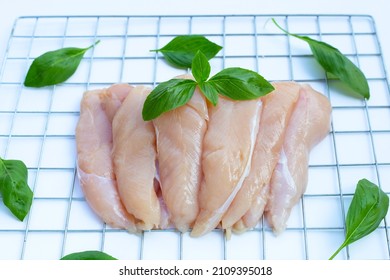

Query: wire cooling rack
[[0, 15, 390, 260]]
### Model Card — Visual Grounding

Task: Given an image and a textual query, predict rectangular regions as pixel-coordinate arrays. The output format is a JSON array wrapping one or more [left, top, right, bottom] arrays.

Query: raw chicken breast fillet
[[222, 82, 301, 235], [75, 84, 137, 232], [153, 75, 208, 232], [191, 97, 262, 237], [112, 86, 161, 231], [265, 84, 331, 234]]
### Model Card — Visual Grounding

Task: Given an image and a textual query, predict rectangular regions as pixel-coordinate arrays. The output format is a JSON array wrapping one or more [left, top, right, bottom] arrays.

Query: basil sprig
[[24, 40, 100, 88], [151, 35, 222, 69], [0, 157, 33, 221], [272, 19, 370, 99], [60, 250, 117, 260], [329, 179, 389, 260], [142, 50, 274, 121]]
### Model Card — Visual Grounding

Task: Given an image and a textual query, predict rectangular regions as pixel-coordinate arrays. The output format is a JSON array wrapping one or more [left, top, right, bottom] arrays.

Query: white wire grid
[[0, 15, 389, 260]]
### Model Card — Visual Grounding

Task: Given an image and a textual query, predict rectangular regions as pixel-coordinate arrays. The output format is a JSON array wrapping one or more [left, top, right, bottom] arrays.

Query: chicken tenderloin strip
[[265, 84, 331, 234], [112, 86, 161, 231], [153, 75, 208, 232], [221, 82, 300, 236], [191, 97, 262, 237], [75, 84, 137, 232]]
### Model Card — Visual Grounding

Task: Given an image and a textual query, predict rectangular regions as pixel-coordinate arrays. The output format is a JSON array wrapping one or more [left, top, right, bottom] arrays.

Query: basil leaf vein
[[272, 18, 370, 99], [0, 157, 33, 221], [329, 179, 389, 260], [151, 35, 222, 69], [60, 250, 117, 260], [24, 40, 100, 88]]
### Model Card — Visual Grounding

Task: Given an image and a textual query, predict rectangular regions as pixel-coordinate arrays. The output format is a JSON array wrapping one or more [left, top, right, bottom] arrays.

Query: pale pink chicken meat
[[221, 82, 301, 235], [153, 76, 208, 232], [191, 96, 262, 237], [75, 80, 331, 237], [264, 84, 331, 234], [75, 84, 137, 232], [112, 86, 161, 231]]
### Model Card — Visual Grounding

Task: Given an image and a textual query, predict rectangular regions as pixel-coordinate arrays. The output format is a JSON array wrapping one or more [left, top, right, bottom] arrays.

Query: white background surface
[[0, 0, 389, 73]]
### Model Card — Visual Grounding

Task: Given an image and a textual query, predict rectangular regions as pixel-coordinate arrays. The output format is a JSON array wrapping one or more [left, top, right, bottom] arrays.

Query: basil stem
[[0, 157, 33, 221], [151, 35, 222, 69], [272, 18, 370, 99], [60, 250, 117, 260], [329, 179, 389, 260], [24, 40, 100, 88]]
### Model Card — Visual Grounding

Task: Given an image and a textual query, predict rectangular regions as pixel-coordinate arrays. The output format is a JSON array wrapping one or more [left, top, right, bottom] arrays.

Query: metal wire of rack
[[0, 14, 389, 260]]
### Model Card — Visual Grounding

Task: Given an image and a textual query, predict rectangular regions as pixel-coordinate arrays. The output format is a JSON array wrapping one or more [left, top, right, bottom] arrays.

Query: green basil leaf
[[24, 40, 100, 88], [329, 179, 389, 260], [60, 250, 117, 260], [142, 79, 197, 121], [0, 157, 33, 221], [192, 50, 211, 83], [272, 19, 370, 99], [345, 179, 389, 243], [207, 67, 274, 100], [151, 35, 222, 69], [199, 82, 219, 106]]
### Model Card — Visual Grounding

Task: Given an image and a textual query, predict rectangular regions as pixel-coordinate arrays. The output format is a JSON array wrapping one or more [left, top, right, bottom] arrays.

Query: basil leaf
[[199, 82, 219, 106], [192, 50, 211, 83], [142, 79, 197, 121], [208, 67, 274, 100], [329, 179, 389, 260], [272, 19, 370, 99], [24, 40, 100, 88], [151, 35, 222, 69], [346, 179, 389, 242], [61, 250, 117, 260], [0, 157, 33, 221]]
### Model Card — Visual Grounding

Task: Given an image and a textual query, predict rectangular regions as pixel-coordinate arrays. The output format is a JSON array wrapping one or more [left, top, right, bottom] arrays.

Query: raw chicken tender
[[75, 79, 331, 238], [112, 86, 161, 231], [265, 84, 331, 234], [75, 84, 137, 232], [191, 97, 262, 237], [153, 76, 208, 232], [222, 82, 300, 235]]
